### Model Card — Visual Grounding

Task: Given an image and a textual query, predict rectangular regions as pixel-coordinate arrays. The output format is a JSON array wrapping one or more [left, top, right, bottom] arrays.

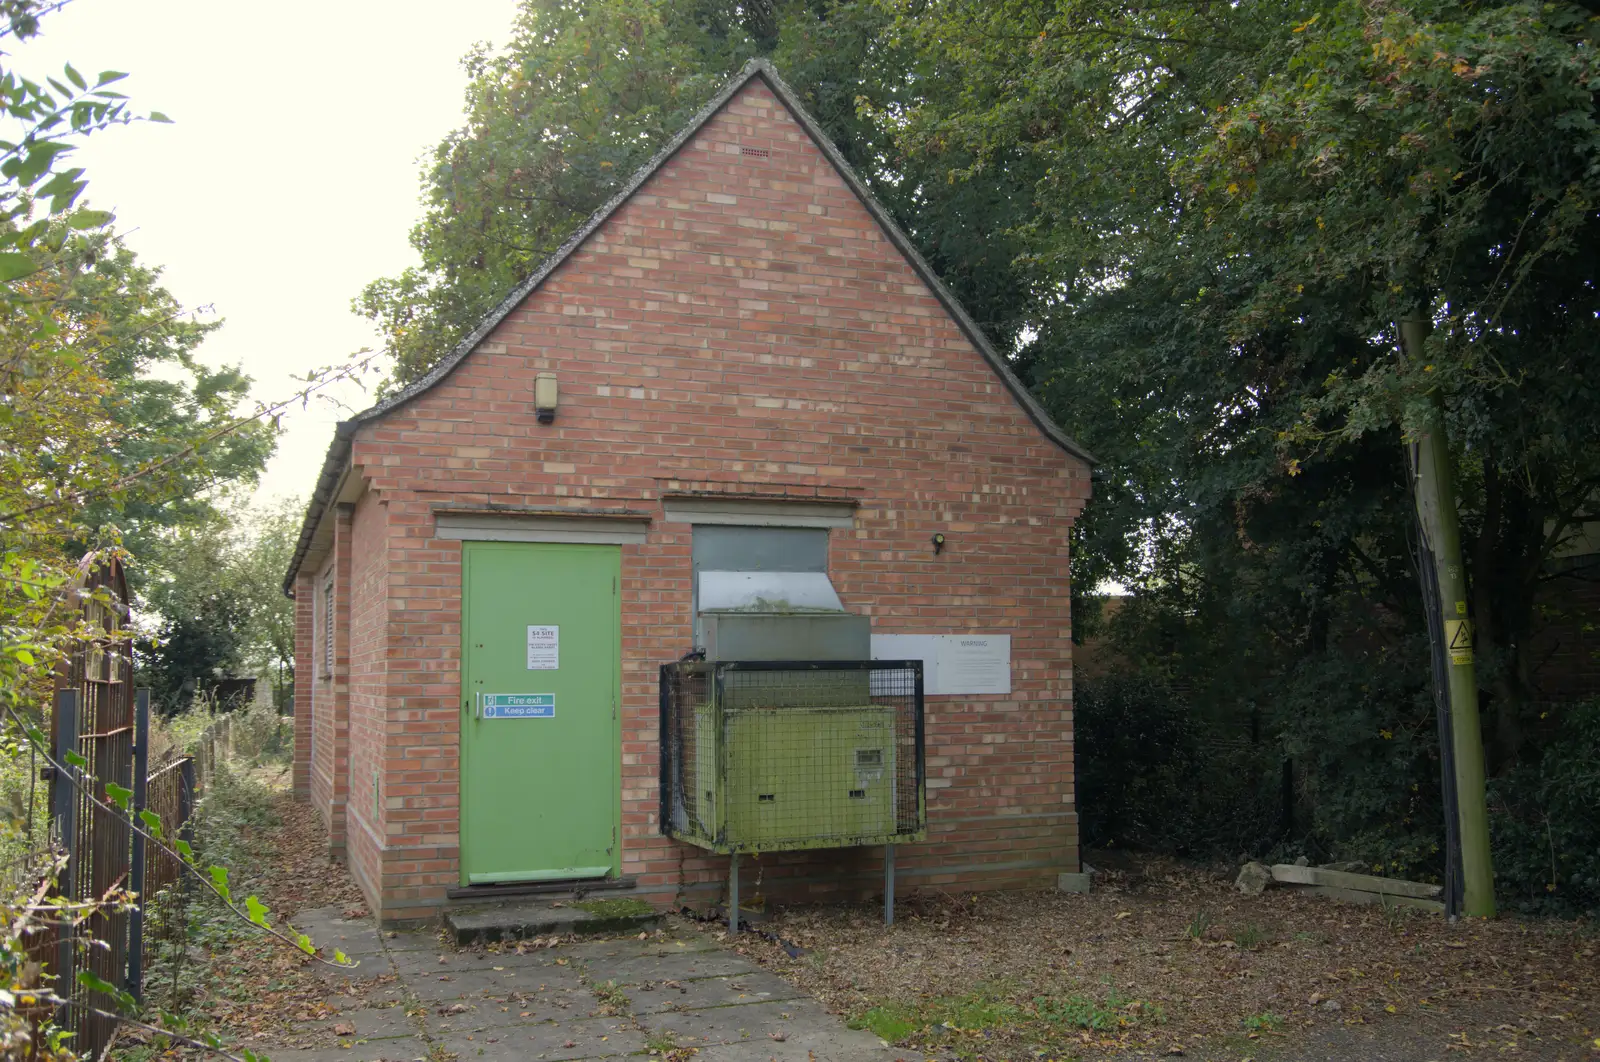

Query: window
[[322, 578, 334, 677]]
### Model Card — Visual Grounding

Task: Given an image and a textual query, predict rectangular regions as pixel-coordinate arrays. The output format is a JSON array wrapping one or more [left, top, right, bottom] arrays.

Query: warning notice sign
[[1445, 619, 1473, 666]]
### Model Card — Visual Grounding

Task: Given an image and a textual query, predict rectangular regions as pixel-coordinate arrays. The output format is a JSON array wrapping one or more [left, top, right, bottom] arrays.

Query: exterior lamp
[[535, 372, 558, 424]]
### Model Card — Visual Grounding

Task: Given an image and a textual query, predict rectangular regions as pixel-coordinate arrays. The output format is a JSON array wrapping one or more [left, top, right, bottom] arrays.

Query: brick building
[[283, 60, 1093, 925]]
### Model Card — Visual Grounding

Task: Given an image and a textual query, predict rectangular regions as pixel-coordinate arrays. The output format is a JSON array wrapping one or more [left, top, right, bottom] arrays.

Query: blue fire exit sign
[[482, 693, 555, 718]]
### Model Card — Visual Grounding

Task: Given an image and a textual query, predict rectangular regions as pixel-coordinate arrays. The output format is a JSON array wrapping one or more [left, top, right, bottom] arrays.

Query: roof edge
[[282, 57, 1096, 592]]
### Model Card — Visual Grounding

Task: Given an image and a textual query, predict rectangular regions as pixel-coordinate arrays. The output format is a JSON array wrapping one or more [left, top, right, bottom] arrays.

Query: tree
[[882, 0, 1599, 899], [356, 0, 755, 389]]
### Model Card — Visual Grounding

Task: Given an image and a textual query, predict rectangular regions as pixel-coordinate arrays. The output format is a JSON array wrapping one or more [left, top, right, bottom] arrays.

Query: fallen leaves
[[736, 855, 1600, 1060]]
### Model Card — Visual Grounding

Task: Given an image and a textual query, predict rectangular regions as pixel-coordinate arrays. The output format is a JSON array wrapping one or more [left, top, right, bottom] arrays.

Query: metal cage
[[659, 659, 925, 853]]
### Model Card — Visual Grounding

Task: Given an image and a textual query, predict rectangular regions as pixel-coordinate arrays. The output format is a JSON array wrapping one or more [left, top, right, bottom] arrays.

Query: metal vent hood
[[697, 569, 869, 662]]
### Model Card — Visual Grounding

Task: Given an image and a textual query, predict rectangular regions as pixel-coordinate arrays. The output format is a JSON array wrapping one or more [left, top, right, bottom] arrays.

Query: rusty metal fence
[[35, 557, 210, 1056]]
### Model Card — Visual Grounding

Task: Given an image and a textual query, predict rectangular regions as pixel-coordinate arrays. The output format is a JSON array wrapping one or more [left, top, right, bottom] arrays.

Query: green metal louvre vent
[[660, 660, 926, 853]]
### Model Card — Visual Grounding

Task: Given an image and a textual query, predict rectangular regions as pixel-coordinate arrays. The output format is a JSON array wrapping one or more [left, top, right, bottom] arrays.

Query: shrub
[[1488, 699, 1600, 917], [1075, 674, 1281, 855]]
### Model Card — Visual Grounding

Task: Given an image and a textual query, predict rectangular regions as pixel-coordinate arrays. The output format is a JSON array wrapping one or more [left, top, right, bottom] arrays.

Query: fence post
[[128, 689, 150, 1001], [51, 688, 80, 1022], [178, 757, 197, 892]]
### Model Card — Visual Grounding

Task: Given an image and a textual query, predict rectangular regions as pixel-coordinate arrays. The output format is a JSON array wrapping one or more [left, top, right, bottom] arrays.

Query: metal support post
[[884, 844, 896, 927], [728, 852, 740, 934], [52, 689, 79, 1018], [128, 689, 150, 1001]]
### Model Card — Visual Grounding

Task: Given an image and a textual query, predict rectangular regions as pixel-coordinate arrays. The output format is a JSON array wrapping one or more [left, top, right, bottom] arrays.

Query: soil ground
[[735, 859, 1600, 1061], [116, 775, 1598, 1062]]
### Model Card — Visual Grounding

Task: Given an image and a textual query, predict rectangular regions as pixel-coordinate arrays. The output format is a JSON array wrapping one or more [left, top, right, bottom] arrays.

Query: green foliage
[[357, 0, 755, 389], [848, 1003, 918, 1043], [1074, 674, 1282, 855], [135, 497, 303, 714], [1487, 699, 1600, 916], [1036, 986, 1164, 1032], [573, 896, 655, 919], [1243, 1012, 1283, 1032], [359, 0, 924, 394]]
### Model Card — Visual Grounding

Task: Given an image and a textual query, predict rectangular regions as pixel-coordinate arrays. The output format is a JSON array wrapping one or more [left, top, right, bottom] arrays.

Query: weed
[[644, 1028, 679, 1053], [1242, 1012, 1283, 1032], [1036, 986, 1165, 1031], [1233, 923, 1266, 950], [849, 1004, 918, 1043], [1185, 909, 1213, 939], [849, 990, 1022, 1044], [591, 979, 630, 1015], [1292, 930, 1327, 945], [1380, 896, 1419, 929], [941, 993, 1022, 1030], [574, 897, 655, 920]]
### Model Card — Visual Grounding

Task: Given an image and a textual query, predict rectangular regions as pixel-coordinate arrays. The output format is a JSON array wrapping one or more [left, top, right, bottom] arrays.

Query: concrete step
[[445, 897, 660, 945]]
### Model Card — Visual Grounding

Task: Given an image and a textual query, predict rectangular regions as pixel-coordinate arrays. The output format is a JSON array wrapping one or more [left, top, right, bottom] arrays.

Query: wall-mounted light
[[535, 372, 558, 424], [932, 533, 946, 555]]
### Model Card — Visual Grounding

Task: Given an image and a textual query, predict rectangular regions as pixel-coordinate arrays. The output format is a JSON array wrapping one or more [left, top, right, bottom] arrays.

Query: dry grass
[[733, 858, 1600, 1061]]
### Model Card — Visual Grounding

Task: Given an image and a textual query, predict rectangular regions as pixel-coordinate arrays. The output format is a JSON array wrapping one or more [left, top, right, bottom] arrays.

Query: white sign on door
[[526, 625, 559, 670]]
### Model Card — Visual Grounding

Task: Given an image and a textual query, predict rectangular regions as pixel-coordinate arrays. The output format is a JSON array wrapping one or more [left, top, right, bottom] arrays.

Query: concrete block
[[1056, 871, 1091, 894]]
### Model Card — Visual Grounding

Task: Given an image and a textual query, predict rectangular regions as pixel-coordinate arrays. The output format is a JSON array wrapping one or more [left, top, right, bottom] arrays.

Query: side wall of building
[[302, 509, 353, 859], [341, 492, 390, 910], [292, 573, 314, 802]]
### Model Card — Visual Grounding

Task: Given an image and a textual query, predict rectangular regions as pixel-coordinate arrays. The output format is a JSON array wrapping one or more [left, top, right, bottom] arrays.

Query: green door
[[460, 542, 620, 885]]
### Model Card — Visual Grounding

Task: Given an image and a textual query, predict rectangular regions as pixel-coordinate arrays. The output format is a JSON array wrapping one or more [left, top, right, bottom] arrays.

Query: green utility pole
[[1399, 315, 1496, 919]]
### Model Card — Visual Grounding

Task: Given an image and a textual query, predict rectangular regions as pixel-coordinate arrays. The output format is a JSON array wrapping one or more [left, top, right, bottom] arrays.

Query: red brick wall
[[306, 556, 333, 825], [306, 508, 354, 856], [344, 490, 390, 906], [315, 79, 1089, 922]]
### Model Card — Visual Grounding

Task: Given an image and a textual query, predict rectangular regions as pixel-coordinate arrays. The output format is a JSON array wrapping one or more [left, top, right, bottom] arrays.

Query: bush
[[1075, 674, 1281, 856], [229, 700, 291, 764], [1488, 699, 1600, 917]]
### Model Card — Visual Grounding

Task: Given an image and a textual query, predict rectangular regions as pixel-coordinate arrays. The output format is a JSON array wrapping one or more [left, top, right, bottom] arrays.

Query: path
[[268, 906, 909, 1062]]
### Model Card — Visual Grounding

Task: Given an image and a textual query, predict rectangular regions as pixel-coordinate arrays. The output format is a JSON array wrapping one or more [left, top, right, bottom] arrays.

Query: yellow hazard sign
[[1445, 618, 1473, 665]]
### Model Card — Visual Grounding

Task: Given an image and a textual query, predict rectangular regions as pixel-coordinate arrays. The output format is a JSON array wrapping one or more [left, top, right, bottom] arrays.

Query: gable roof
[[283, 58, 1094, 594]]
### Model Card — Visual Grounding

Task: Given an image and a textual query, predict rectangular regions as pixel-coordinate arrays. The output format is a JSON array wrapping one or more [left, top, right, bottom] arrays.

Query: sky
[[15, 0, 523, 507]]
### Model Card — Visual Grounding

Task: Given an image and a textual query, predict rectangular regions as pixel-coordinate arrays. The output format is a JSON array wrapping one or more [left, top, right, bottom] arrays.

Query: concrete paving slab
[[565, 934, 719, 962], [577, 946, 756, 984], [314, 952, 396, 983], [292, 906, 389, 958], [272, 909, 906, 1062], [378, 929, 445, 953], [423, 984, 592, 1033], [389, 946, 565, 979], [249, 1042, 430, 1062], [408, 968, 581, 1003], [428, 1014, 647, 1060], [323, 982, 410, 1011], [302, 1006, 423, 1042], [629, 971, 806, 1014]]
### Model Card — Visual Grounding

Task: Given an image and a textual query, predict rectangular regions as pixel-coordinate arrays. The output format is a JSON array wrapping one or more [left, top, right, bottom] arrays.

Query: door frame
[[455, 533, 631, 887]]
